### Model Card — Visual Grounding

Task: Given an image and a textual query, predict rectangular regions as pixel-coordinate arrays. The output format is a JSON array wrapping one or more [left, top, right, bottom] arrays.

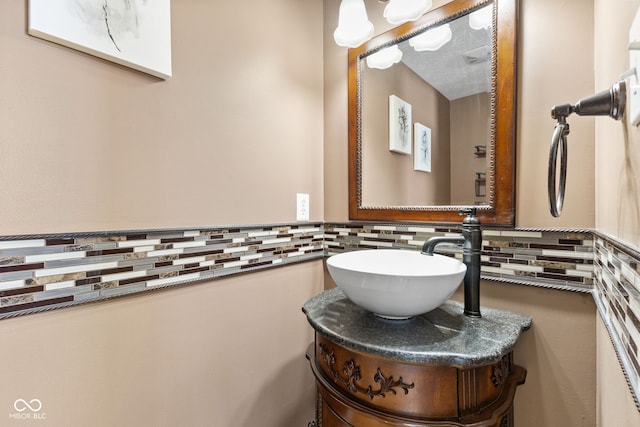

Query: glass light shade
[[334, 0, 374, 47], [409, 24, 452, 51], [384, 0, 432, 25], [469, 5, 493, 30], [366, 45, 403, 69]]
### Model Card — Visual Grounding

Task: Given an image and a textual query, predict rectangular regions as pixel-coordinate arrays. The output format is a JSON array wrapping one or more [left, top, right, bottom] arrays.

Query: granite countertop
[[302, 288, 532, 367]]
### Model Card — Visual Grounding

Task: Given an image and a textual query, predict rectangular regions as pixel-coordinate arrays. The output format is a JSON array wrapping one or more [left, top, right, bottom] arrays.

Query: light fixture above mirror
[[334, 0, 375, 47], [334, 0, 436, 48], [366, 45, 404, 69], [384, 0, 433, 25], [409, 23, 452, 51]]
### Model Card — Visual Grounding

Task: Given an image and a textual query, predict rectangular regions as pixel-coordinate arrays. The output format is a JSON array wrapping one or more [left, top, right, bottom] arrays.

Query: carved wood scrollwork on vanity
[[307, 336, 526, 426], [319, 342, 415, 400], [491, 354, 511, 388]]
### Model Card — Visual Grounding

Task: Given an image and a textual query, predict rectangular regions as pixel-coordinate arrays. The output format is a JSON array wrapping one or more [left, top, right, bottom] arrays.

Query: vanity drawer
[[315, 334, 459, 419], [311, 335, 524, 426]]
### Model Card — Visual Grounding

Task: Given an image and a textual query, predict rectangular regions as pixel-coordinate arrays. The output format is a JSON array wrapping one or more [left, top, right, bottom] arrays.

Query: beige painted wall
[[596, 317, 640, 426], [1, 0, 324, 234], [1, 262, 324, 427], [594, 0, 640, 246], [516, 0, 595, 228], [0, 0, 324, 426], [593, 0, 640, 425]]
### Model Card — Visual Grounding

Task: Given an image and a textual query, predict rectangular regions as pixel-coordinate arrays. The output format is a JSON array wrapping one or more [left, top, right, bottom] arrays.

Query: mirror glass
[[349, 0, 516, 225]]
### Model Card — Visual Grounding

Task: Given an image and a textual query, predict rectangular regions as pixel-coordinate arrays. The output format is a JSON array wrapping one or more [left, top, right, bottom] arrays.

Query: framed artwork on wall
[[414, 123, 431, 172], [389, 95, 412, 154], [28, 0, 172, 79]]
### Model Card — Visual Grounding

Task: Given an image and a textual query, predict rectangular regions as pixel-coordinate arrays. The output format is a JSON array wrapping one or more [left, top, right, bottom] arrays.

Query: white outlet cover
[[296, 193, 309, 221]]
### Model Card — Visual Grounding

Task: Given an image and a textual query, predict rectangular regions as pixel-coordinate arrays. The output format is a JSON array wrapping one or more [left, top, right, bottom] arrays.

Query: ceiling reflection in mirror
[[349, 0, 517, 225], [361, 3, 493, 207]]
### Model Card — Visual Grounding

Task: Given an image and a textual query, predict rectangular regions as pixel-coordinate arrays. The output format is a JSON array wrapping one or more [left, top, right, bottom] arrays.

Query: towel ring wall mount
[[548, 81, 626, 217]]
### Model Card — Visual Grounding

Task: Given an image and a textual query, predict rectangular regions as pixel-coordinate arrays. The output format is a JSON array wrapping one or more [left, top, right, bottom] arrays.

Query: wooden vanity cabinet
[[306, 335, 526, 427], [302, 289, 532, 427]]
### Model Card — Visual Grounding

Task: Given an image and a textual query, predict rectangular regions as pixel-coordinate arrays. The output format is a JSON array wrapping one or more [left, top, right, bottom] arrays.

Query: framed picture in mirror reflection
[[414, 123, 431, 173], [389, 95, 412, 155]]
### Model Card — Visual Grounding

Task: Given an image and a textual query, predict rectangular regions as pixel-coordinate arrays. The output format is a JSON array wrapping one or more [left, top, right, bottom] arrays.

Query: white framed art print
[[28, 0, 172, 79], [389, 95, 412, 154], [414, 123, 431, 172]]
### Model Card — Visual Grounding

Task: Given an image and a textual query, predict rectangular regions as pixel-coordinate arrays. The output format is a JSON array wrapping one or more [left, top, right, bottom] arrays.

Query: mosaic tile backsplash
[[325, 223, 594, 293], [593, 233, 640, 409], [0, 224, 324, 318], [0, 221, 639, 409]]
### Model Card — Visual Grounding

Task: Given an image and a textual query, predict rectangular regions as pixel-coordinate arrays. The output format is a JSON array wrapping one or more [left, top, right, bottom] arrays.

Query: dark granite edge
[[303, 288, 532, 367]]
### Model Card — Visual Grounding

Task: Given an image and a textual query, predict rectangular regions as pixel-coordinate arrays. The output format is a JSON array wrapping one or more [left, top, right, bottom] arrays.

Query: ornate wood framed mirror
[[348, 0, 517, 225]]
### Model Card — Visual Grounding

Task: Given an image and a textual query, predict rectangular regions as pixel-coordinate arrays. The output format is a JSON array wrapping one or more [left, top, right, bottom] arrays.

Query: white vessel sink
[[326, 249, 466, 319]]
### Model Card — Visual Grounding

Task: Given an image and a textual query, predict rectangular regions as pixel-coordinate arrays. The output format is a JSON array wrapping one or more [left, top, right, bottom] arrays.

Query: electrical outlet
[[296, 193, 309, 221]]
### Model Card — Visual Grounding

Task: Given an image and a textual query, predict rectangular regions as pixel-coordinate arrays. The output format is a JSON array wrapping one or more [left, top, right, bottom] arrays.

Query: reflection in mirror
[[362, 6, 492, 207], [349, 0, 517, 225]]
